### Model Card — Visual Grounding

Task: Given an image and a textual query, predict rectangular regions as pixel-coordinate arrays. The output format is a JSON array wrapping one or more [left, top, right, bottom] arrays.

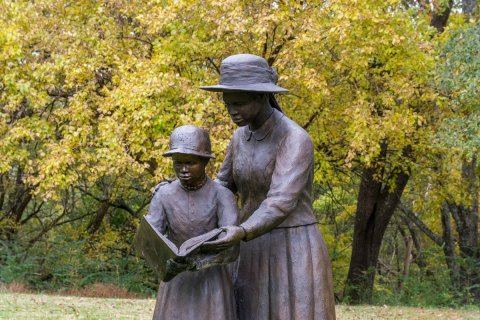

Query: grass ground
[[1, 292, 479, 319]]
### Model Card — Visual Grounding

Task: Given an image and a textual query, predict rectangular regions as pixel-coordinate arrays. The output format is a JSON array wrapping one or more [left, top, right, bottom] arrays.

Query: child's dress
[[147, 178, 238, 320]]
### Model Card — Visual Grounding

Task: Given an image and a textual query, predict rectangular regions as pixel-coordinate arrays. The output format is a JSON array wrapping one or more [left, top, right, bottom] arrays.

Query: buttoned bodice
[[217, 109, 317, 240], [147, 178, 237, 246]]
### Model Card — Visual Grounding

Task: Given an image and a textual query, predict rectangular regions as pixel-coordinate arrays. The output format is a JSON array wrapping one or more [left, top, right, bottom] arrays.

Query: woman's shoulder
[[277, 114, 313, 145]]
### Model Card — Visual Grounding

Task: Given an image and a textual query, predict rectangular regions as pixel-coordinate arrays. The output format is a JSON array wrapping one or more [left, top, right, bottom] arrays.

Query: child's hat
[[163, 125, 215, 159]]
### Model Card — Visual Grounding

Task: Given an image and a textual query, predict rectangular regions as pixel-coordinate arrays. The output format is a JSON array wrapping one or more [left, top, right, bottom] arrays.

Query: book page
[[134, 216, 178, 280], [134, 216, 224, 280], [178, 228, 223, 256]]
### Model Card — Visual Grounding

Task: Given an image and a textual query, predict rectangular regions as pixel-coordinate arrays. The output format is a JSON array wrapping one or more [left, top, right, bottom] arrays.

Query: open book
[[134, 216, 223, 281]]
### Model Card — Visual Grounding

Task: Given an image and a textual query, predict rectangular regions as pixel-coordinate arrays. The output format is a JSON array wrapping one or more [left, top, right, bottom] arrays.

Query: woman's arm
[[240, 130, 314, 240], [204, 128, 314, 249], [215, 136, 237, 193]]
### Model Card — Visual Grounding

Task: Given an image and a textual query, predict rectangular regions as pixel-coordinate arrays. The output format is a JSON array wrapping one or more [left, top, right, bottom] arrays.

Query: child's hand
[[164, 258, 190, 281], [166, 258, 188, 274]]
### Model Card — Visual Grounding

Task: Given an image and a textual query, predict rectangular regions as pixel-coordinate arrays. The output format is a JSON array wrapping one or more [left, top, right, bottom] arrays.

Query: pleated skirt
[[235, 224, 336, 320], [153, 265, 237, 320]]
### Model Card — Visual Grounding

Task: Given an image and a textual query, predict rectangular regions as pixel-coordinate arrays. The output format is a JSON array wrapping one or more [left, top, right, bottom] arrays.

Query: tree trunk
[[0, 167, 33, 240], [447, 156, 480, 300], [0, 174, 5, 211], [441, 203, 460, 287], [402, 196, 479, 299], [87, 202, 110, 234], [398, 225, 413, 290], [400, 213, 427, 270], [430, 0, 454, 32], [344, 148, 411, 303], [462, 0, 477, 15]]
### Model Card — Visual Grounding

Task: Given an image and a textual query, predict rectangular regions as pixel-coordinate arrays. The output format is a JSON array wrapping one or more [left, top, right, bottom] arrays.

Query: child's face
[[172, 153, 208, 188]]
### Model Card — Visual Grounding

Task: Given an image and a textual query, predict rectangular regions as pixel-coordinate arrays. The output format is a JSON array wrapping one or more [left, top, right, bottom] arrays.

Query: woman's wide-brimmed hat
[[200, 54, 288, 93], [163, 125, 215, 159]]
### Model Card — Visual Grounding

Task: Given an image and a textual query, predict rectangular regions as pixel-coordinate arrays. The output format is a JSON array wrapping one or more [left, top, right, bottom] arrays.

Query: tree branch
[[399, 201, 443, 246]]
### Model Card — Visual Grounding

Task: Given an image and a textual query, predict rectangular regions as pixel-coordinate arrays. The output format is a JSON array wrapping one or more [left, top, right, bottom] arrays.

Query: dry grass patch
[[0, 281, 31, 294], [62, 283, 139, 299]]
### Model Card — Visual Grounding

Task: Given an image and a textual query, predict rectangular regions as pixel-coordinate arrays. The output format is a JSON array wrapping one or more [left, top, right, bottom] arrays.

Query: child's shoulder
[[152, 179, 178, 197], [209, 179, 236, 198]]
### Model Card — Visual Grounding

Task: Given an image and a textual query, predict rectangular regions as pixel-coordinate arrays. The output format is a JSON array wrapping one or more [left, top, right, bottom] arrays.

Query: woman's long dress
[[217, 108, 336, 320], [147, 178, 238, 320]]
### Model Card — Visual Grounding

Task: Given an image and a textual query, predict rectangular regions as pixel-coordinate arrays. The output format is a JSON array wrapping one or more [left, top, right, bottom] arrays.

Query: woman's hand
[[201, 226, 245, 253]]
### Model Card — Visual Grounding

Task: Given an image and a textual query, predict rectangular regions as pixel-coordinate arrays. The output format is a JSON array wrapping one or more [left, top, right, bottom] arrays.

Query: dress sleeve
[[145, 190, 167, 234], [217, 188, 239, 227], [240, 131, 314, 240], [193, 188, 239, 270], [215, 136, 237, 193]]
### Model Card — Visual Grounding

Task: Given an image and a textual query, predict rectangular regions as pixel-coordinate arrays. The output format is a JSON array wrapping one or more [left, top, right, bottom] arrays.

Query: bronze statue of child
[[146, 125, 239, 320]]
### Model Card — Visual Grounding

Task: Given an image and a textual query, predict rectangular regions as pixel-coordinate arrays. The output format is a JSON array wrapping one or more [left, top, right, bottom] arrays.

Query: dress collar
[[243, 108, 283, 141]]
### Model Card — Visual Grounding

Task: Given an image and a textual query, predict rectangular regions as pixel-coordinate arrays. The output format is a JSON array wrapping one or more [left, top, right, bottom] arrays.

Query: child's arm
[[146, 185, 167, 234]]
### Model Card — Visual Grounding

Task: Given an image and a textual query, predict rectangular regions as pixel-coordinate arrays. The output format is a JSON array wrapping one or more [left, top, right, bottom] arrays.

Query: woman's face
[[222, 92, 263, 127]]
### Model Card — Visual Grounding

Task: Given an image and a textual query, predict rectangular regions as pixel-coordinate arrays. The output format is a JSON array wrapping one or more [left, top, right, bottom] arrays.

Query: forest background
[[1, 0, 479, 307]]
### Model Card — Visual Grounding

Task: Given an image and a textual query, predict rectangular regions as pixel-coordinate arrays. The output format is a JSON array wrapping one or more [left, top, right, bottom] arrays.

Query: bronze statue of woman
[[201, 54, 336, 320]]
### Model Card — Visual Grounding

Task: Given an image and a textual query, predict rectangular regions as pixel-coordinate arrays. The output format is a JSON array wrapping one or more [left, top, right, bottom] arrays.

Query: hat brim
[[200, 83, 288, 93], [163, 148, 215, 159]]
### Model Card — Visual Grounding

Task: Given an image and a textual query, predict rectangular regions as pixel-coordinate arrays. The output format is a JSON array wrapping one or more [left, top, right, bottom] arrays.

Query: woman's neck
[[249, 104, 274, 131]]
